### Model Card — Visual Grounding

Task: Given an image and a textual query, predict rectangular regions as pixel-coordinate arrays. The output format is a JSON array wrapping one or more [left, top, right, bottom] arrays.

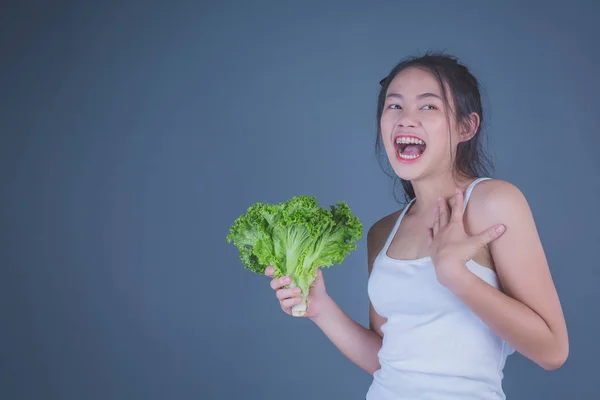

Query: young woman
[[265, 53, 569, 399]]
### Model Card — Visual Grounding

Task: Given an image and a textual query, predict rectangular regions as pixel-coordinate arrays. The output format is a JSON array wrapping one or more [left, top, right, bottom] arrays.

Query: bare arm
[[267, 219, 392, 375], [267, 265, 382, 375], [309, 296, 382, 375], [451, 180, 569, 370], [309, 221, 390, 375]]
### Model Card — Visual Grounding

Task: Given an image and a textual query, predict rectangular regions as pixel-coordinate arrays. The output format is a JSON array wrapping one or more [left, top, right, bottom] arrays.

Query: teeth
[[397, 150, 420, 159], [395, 137, 425, 145]]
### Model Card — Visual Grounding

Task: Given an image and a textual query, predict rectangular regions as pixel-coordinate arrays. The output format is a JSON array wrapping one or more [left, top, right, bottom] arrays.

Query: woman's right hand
[[265, 266, 329, 319]]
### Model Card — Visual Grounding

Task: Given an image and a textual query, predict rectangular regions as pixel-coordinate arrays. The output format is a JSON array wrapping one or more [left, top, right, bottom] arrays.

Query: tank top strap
[[381, 198, 416, 254], [463, 177, 491, 211]]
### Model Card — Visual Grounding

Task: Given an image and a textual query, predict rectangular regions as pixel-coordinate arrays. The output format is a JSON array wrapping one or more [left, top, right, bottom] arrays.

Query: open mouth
[[394, 135, 427, 161]]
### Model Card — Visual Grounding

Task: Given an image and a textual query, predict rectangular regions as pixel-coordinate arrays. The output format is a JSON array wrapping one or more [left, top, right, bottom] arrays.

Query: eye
[[388, 104, 402, 110], [421, 105, 437, 110]]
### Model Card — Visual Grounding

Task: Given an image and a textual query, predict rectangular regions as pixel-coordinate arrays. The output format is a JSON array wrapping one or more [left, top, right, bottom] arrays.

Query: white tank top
[[366, 178, 515, 400]]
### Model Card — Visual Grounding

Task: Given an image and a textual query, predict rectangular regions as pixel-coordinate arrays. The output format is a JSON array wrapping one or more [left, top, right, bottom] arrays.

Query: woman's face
[[380, 67, 464, 181]]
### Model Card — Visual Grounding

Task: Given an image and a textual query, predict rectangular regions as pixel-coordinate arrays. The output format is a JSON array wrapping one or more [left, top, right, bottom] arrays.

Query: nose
[[396, 110, 418, 128], [398, 120, 416, 128]]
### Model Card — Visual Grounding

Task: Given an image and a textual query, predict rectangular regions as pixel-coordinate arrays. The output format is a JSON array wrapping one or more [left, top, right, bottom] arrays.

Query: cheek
[[422, 113, 447, 131], [379, 115, 394, 148], [423, 115, 452, 145], [380, 112, 394, 131], [416, 118, 451, 161], [381, 134, 394, 155]]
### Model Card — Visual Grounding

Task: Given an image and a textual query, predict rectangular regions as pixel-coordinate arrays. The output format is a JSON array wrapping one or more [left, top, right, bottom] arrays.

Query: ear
[[459, 112, 480, 143]]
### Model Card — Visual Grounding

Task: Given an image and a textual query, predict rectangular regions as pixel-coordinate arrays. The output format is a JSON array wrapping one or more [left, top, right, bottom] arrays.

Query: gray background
[[1, 1, 599, 399]]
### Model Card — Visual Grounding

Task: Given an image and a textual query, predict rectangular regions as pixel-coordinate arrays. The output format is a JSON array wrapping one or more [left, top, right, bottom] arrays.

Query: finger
[[473, 224, 506, 247], [313, 268, 323, 284], [427, 227, 433, 247], [438, 197, 450, 228], [265, 266, 274, 277], [281, 296, 303, 310], [276, 286, 302, 301], [450, 187, 465, 222], [270, 275, 291, 290], [432, 205, 440, 236]]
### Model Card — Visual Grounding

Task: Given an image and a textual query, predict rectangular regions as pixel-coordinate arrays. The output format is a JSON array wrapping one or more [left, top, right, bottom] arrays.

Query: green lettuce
[[226, 195, 363, 316]]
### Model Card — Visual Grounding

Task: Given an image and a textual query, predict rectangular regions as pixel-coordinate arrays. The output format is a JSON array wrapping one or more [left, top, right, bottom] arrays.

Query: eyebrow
[[386, 92, 443, 100]]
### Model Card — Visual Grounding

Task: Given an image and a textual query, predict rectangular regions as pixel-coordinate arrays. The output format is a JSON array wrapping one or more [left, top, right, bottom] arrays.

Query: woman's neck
[[407, 172, 476, 217]]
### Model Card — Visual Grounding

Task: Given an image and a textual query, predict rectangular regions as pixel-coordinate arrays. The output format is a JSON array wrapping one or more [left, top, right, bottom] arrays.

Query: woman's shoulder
[[365, 209, 401, 263], [470, 178, 528, 207], [466, 178, 532, 230], [368, 209, 402, 242]]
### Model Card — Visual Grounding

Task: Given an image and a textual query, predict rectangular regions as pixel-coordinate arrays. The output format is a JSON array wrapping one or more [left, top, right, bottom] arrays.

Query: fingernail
[[283, 276, 290, 283], [496, 225, 505, 233]]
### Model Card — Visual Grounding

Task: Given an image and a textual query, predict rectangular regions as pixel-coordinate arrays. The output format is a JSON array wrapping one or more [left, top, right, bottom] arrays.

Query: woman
[[265, 53, 569, 399]]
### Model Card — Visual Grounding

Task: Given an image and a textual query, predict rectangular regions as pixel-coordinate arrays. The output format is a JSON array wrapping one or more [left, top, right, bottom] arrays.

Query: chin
[[387, 153, 428, 182], [389, 164, 425, 182]]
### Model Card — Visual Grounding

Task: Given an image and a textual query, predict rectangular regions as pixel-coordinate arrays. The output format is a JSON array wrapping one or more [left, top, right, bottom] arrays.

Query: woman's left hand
[[428, 187, 506, 291]]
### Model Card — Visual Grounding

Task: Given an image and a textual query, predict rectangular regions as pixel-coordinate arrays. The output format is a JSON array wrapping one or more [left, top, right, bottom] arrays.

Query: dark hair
[[375, 51, 494, 204]]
